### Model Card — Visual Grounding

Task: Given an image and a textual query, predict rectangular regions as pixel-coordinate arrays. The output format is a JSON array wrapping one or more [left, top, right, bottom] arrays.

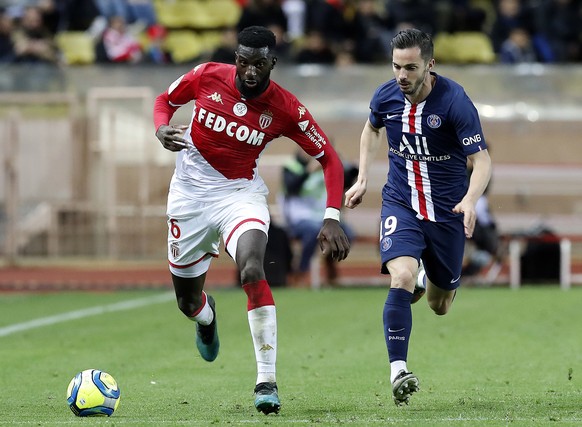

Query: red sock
[[242, 280, 274, 311]]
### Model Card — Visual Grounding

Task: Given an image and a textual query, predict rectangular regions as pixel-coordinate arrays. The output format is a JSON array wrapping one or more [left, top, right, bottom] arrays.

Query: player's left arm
[[316, 145, 351, 261], [453, 149, 492, 238], [283, 105, 350, 261]]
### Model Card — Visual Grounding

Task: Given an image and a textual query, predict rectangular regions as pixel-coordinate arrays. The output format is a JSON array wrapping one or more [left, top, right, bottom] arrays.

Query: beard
[[399, 68, 429, 98], [236, 74, 271, 99], [239, 83, 263, 99]]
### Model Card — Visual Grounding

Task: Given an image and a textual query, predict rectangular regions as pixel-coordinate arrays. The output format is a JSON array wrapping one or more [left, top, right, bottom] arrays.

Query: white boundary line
[[0, 292, 175, 337]]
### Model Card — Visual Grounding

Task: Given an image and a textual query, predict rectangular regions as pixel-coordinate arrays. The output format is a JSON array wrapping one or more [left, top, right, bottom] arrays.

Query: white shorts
[[166, 183, 270, 278]]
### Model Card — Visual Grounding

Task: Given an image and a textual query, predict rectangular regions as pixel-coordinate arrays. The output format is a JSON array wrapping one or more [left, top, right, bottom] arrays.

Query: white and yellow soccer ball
[[66, 369, 120, 416]]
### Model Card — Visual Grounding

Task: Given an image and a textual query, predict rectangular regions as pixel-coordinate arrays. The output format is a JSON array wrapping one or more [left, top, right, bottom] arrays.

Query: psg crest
[[380, 237, 393, 252], [427, 114, 442, 128]]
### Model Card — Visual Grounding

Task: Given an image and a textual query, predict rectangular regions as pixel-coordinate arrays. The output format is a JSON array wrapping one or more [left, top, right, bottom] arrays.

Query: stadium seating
[[153, 0, 241, 29], [454, 32, 496, 63], [153, 0, 190, 28], [56, 31, 96, 65], [434, 32, 496, 64], [163, 30, 205, 63]]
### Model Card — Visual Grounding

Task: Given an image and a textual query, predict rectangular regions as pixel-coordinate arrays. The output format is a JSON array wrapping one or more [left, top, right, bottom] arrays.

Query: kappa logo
[[298, 105, 306, 118], [298, 120, 309, 131], [207, 92, 223, 104], [259, 344, 274, 352]]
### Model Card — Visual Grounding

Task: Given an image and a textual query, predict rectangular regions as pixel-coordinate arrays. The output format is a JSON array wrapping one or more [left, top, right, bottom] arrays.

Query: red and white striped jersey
[[154, 62, 344, 207]]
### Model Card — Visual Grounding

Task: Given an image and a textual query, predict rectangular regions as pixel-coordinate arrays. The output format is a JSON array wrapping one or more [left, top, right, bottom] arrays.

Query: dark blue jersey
[[369, 72, 487, 222]]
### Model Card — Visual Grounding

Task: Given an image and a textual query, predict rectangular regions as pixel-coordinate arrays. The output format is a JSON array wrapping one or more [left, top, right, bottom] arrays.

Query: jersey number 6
[[170, 218, 181, 239]]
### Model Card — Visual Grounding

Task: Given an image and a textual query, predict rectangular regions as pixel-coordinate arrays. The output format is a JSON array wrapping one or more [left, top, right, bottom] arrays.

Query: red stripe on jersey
[[413, 160, 428, 219], [168, 252, 218, 269], [224, 218, 267, 249], [408, 103, 417, 134], [408, 103, 427, 218]]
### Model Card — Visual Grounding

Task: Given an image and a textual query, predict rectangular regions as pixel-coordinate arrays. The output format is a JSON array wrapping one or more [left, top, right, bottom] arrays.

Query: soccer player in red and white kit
[[345, 29, 492, 406], [153, 26, 350, 415]]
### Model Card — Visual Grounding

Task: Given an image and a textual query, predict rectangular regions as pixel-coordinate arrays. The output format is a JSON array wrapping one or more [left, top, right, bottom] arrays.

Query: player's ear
[[271, 57, 277, 69]]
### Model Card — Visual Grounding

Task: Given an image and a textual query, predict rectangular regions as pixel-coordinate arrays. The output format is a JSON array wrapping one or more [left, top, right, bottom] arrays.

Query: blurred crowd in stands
[[0, 0, 581, 66]]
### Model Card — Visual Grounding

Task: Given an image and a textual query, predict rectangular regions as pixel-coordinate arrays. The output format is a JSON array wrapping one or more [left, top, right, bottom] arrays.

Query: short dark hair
[[391, 29, 434, 63], [238, 26, 276, 49]]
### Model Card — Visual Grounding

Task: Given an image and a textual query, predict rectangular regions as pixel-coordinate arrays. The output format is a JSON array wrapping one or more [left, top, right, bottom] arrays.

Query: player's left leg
[[421, 219, 465, 315], [235, 229, 280, 415], [411, 259, 427, 304], [220, 188, 280, 414], [426, 282, 456, 315]]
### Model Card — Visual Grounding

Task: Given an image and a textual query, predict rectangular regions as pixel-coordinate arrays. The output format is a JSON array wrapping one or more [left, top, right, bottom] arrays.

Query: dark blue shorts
[[379, 201, 465, 290]]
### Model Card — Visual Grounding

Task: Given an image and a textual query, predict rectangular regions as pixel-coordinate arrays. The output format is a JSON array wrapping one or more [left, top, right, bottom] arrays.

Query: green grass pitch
[[0, 286, 581, 426]]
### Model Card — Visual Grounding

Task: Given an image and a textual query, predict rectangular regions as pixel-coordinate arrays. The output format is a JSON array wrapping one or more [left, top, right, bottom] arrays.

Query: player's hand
[[317, 219, 350, 261], [156, 124, 190, 151], [452, 198, 477, 238], [344, 182, 366, 209]]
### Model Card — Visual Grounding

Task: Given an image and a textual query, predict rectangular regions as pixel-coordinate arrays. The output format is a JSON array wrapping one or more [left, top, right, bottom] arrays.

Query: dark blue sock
[[383, 288, 413, 362]]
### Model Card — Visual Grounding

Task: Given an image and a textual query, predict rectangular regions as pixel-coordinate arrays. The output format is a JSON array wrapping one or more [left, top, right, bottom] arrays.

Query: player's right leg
[[391, 370, 419, 406], [384, 256, 420, 405], [171, 273, 219, 362], [166, 198, 221, 362], [380, 202, 425, 405]]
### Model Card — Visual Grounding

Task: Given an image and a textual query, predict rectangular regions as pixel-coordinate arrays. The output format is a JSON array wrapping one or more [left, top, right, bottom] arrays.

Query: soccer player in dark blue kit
[[345, 28, 492, 406]]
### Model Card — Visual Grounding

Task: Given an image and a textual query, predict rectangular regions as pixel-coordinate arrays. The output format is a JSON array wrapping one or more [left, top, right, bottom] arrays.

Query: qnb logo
[[462, 134, 482, 146], [196, 106, 265, 146]]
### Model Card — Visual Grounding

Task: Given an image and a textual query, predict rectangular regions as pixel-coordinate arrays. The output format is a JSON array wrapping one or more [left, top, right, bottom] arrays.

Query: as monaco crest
[[170, 242, 180, 259], [259, 111, 273, 129]]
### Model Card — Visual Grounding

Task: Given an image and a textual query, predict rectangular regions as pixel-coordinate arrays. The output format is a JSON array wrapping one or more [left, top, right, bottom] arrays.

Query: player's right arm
[[345, 119, 385, 209], [153, 64, 205, 151]]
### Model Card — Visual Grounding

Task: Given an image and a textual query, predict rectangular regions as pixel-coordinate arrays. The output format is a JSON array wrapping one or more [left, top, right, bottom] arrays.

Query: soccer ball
[[66, 369, 120, 417]]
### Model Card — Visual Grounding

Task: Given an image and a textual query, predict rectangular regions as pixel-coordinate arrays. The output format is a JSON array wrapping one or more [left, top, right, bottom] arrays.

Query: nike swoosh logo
[[388, 328, 405, 333], [386, 114, 398, 119], [450, 275, 461, 284]]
